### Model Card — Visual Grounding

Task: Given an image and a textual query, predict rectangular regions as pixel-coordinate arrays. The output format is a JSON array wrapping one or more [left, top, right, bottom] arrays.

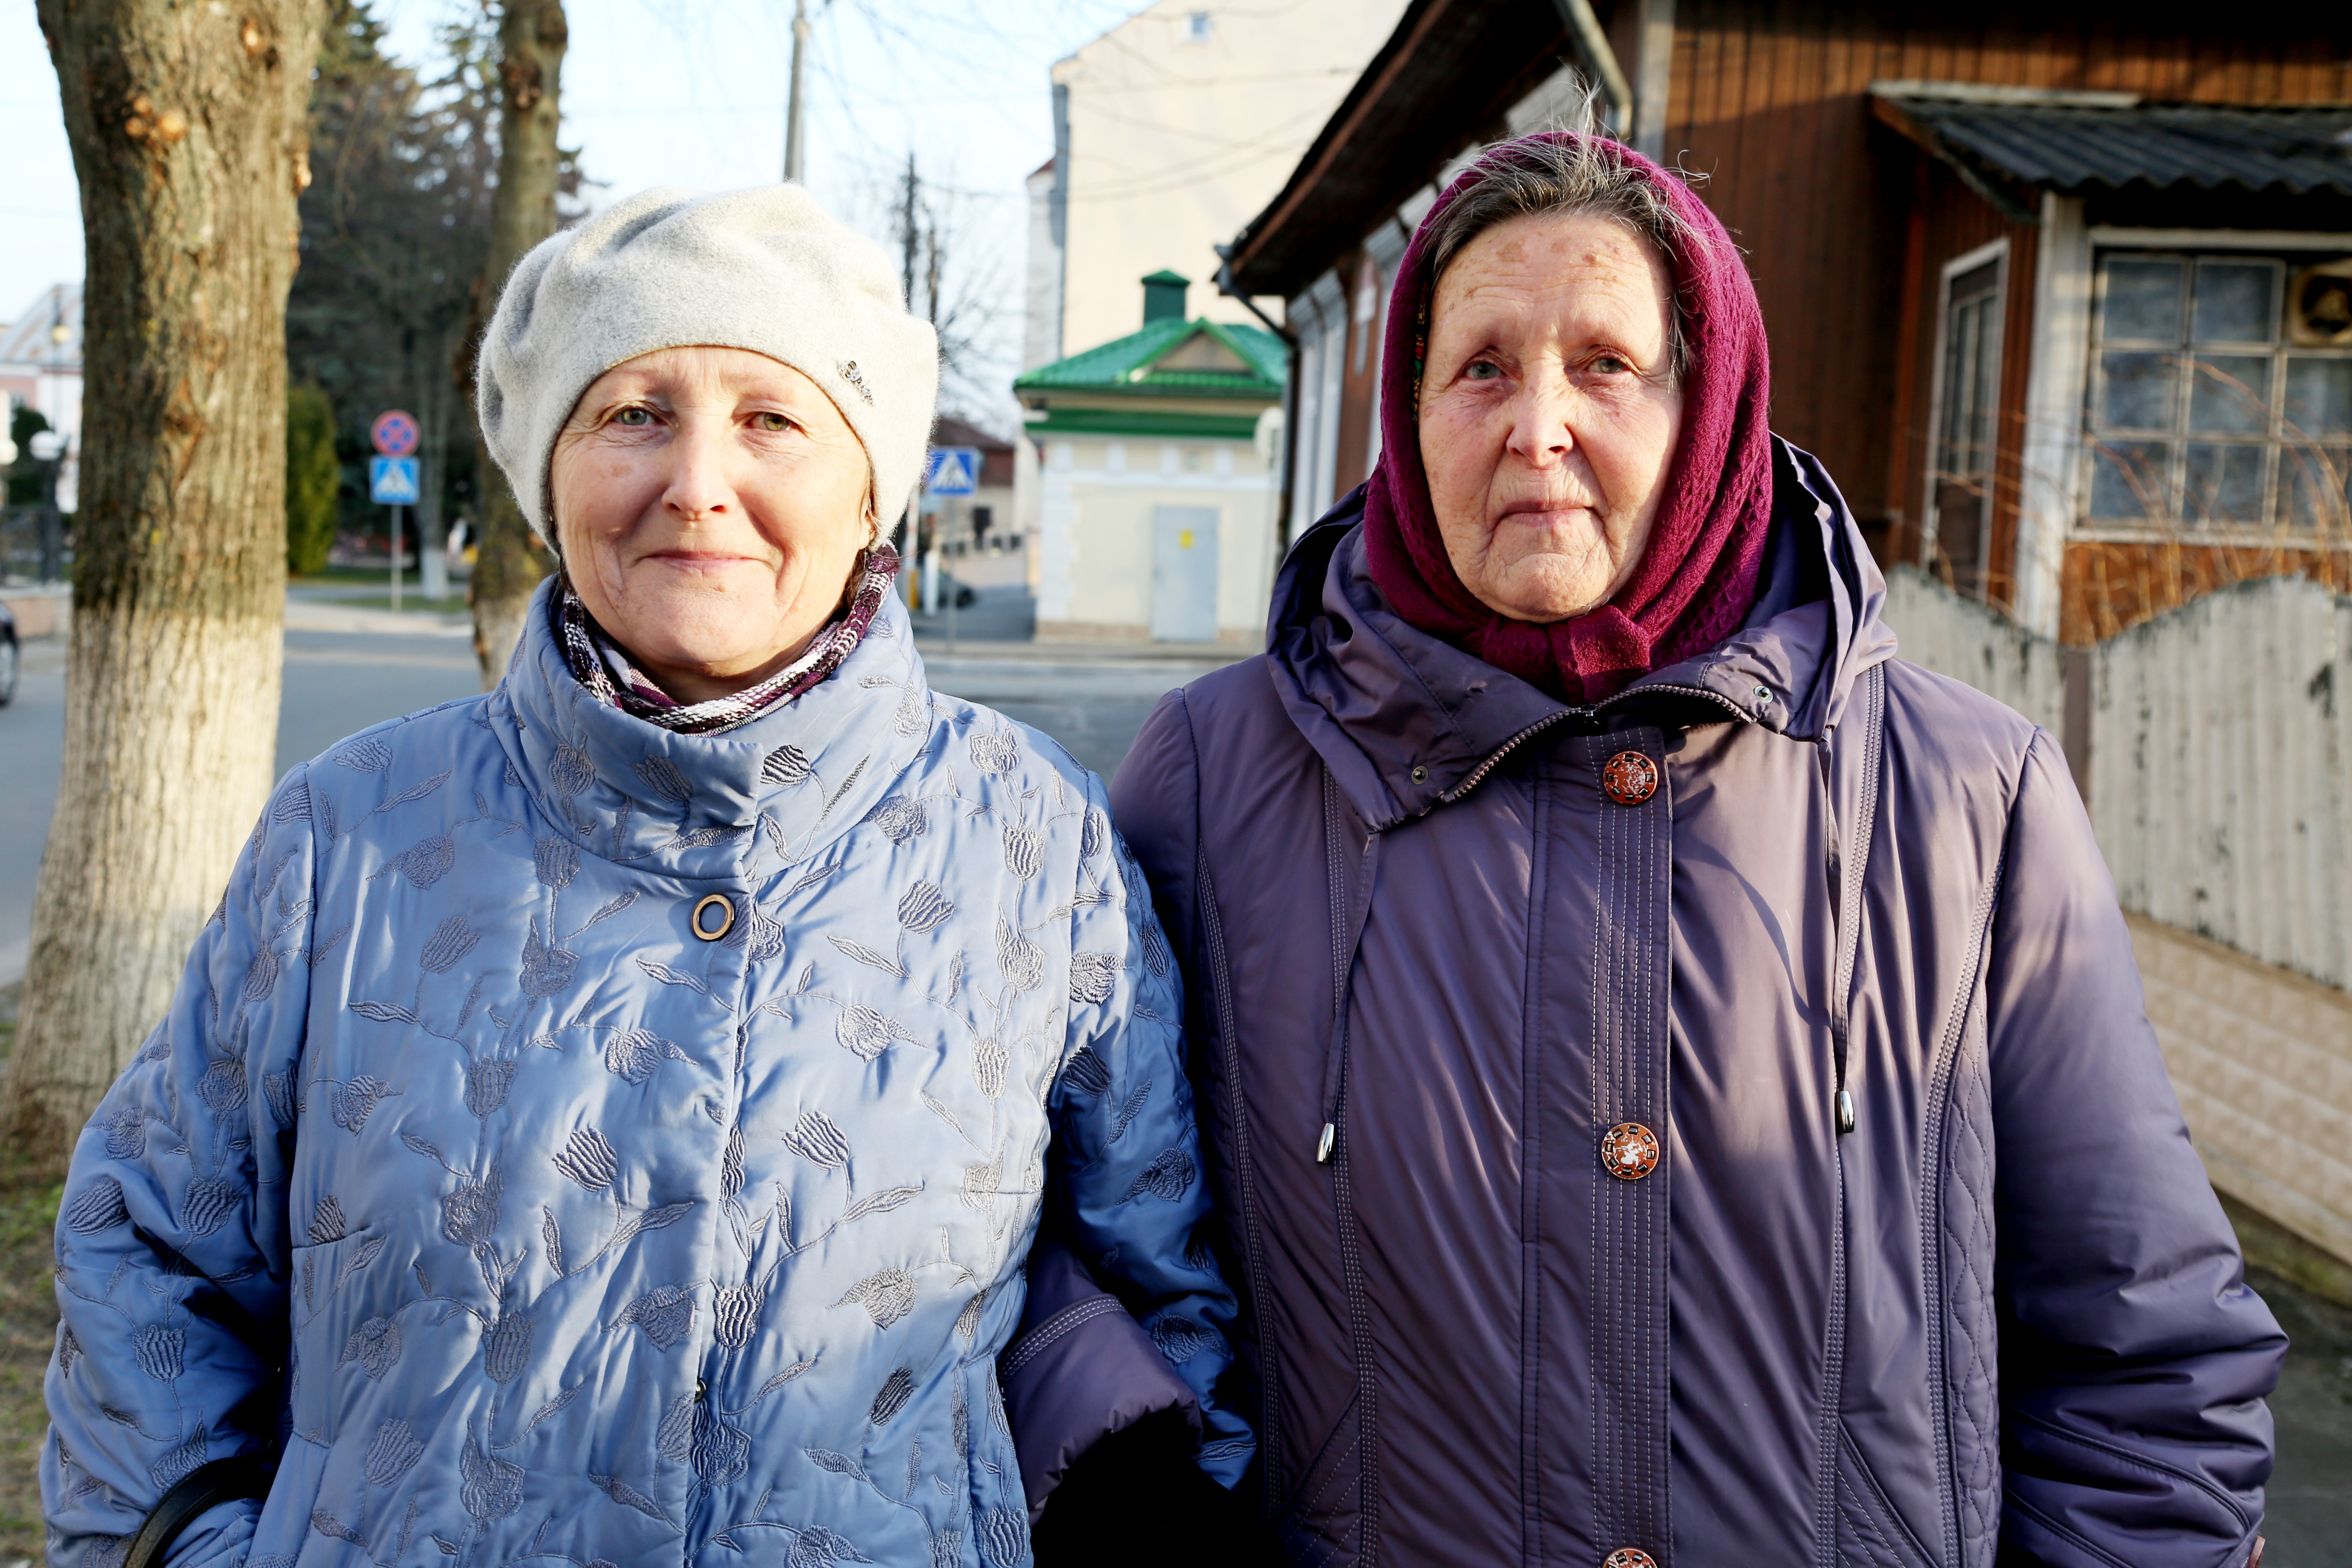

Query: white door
[[1151, 506, 1219, 641]]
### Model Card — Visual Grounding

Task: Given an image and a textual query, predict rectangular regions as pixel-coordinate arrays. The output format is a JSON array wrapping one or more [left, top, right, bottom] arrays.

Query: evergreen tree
[[286, 381, 341, 574], [288, 0, 501, 567]]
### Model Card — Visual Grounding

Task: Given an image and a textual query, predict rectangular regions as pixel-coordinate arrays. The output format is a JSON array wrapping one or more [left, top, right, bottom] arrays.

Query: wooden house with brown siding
[[1219, 0, 2352, 643]]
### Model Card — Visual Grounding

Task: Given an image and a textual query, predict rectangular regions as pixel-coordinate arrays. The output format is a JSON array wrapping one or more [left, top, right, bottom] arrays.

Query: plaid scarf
[[555, 541, 900, 735]]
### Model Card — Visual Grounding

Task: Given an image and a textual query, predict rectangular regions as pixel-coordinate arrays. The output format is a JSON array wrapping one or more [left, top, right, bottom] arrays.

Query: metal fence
[[1882, 565, 2352, 1269], [0, 505, 70, 585], [1883, 564, 2352, 993]]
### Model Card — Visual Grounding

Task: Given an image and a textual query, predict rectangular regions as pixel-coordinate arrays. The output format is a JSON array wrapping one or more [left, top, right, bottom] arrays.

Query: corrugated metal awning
[[1871, 83, 2352, 223]]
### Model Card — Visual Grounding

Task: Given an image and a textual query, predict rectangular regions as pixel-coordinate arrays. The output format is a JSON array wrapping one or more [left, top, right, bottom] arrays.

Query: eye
[[1591, 354, 1632, 375], [1463, 359, 1502, 382], [751, 411, 794, 434], [611, 405, 653, 427]]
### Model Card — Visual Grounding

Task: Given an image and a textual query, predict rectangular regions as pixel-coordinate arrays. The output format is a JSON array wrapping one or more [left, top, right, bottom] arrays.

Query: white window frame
[[1921, 237, 2010, 593], [2073, 227, 2352, 550], [1285, 271, 1347, 530]]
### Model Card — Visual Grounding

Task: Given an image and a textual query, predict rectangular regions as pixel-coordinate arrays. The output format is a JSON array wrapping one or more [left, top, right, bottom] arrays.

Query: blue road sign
[[924, 446, 980, 497], [370, 455, 421, 504]]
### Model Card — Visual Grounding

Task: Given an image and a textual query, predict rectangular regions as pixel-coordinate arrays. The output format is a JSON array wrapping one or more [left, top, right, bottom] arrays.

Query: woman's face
[[549, 345, 872, 702], [1416, 212, 1683, 624]]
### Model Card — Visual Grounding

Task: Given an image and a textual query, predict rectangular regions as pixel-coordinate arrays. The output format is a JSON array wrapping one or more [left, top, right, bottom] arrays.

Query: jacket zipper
[[1441, 684, 1753, 804]]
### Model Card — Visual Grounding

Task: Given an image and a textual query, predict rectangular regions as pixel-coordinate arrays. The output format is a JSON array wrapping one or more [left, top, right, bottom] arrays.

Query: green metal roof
[[1021, 408, 1264, 441], [1014, 317, 1286, 400]]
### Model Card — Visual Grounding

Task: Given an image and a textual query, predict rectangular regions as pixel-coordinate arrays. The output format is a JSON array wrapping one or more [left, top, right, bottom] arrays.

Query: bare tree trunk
[[12, 0, 323, 1169], [466, 0, 566, 688]]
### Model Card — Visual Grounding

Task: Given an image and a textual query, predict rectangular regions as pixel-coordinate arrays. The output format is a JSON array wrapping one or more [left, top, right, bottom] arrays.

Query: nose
[[661, 412, 737, 521], [1505, 374, 1577, 468]]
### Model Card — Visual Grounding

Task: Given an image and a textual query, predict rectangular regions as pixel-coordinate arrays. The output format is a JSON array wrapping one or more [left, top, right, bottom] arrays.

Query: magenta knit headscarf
[[1361, 134, 1775, 705]]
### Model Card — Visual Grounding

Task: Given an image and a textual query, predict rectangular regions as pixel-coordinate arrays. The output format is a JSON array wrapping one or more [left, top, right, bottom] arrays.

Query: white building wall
[[1022, 162, 1065, 373], [1047, 0, 1404, 355], [1033, 437, 1275, 642], [1036, 440, 1079, 624]]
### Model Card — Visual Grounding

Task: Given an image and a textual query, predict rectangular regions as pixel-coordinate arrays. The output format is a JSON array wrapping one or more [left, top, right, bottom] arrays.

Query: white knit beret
[[477, 184, 940, 539]]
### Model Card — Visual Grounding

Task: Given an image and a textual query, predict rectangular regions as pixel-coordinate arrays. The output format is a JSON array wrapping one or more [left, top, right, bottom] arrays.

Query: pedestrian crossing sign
[[924, 447, 980, 497], [370, 455, 421, 505]]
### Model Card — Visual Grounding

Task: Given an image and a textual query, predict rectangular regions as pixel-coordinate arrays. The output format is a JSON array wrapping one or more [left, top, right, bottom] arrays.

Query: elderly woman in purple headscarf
[[1011, 130, 2286, 1568]]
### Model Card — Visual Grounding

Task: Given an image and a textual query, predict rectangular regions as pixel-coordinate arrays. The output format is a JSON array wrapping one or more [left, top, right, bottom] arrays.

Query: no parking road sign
[[370, 456, 420, 504], [370, 409, 420, 457], [924, 446, 980, 497]]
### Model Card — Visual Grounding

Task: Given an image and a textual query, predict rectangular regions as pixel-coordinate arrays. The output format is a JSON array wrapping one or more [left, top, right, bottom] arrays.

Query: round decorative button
[[691, 893, 736, 942], [1604, 1550, 1659, 1568], [1601, 1122, 1660, 1180], [1602, 750, 1658, 806]]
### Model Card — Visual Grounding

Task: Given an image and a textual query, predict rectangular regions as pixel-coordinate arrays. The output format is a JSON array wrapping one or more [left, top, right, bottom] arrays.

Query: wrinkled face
[[549, 345, 872, 702], [1416, 212, 1683, 624]]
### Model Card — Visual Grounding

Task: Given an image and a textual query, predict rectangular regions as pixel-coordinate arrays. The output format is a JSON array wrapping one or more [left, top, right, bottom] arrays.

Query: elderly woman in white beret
[[42, 186, 1250, 1568]]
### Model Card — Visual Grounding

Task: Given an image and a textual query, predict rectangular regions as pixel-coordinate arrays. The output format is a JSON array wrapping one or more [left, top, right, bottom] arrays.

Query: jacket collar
[[1265, 437, 1896, 830], [486, 577, 935, 880]]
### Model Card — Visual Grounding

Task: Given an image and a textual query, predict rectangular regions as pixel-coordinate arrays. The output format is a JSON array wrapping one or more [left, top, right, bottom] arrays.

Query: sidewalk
[[283, 598, 470, 637], [285, 581, 470, 637]]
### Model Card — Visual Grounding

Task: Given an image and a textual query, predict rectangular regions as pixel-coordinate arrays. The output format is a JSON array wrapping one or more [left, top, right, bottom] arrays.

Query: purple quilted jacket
[[1092, 441, 2282, 1567]]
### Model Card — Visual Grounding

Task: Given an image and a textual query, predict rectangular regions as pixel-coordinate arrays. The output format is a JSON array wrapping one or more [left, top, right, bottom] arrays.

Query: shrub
[[285, 381, 340, 576]]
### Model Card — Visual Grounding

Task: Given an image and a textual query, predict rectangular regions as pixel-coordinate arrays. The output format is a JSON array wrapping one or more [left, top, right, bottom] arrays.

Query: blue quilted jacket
[[42, 581, 1248, 1567]]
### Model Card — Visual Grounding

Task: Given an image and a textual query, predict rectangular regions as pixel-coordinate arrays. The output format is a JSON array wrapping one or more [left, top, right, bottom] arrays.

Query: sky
[[0, 0, 1147, 423]]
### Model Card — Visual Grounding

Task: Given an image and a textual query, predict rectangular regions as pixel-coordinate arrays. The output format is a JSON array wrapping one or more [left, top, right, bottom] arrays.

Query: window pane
[[2099, 351, 2177, 431], [1949, 259, 1999, 303], [1938, 296, 2000, 476], [2193, 260, 2278, 344], [2188, 354, 2272, 434], [2283, 449, 2352, 530], [2284, 357, 2352, 439], [2183, 443, 2268, 524], [2089, 439, 2174, 519], [2103, 258, 2185, 342], [1936, 305, 1978, 460]]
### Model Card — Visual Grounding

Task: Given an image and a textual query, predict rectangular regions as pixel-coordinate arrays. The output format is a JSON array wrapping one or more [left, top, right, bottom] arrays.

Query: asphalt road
[[2, 621, 2347, 1553], [0, 617, 1228, 987], [2, 628, 484, 987]]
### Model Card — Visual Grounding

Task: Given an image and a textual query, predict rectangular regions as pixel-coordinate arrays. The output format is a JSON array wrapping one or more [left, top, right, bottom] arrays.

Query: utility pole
[[925, 223, 942, 324], [897, 154, 925, 610], [784, 0, 809, 182], [899, 154, 920, 312]]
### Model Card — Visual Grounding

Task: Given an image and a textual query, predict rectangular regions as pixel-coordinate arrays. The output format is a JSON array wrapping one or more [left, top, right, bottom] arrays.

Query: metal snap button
[[1601, 750, 1658, 806], [1604, 1550, 1659, 1568], [1410, 765, 1428, 783], [1601, 1122, 1660, 1180], [691, 894, 735, 942]]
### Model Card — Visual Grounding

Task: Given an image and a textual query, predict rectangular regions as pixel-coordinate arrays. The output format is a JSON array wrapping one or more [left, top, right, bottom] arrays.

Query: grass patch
[[0, 982, 53, 1560]]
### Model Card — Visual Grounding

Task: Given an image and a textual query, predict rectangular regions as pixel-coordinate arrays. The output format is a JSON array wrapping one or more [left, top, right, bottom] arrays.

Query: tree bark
[[13, 0, 323, 1169], [466, 0, 566, 688]]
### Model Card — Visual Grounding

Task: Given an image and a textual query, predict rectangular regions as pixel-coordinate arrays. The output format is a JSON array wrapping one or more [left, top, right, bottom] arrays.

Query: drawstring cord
[[1319, 767, 1383, 1164], [1827, 663, 1886, 1136]]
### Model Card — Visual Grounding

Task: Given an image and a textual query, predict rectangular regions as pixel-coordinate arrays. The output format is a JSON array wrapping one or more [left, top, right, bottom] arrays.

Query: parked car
[[0, 599, 17, 707]]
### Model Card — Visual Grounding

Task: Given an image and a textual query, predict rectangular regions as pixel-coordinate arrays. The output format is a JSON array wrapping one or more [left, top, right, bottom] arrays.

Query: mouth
[[1496, 499, 1600, 526], [639, 549, 765, 573]]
